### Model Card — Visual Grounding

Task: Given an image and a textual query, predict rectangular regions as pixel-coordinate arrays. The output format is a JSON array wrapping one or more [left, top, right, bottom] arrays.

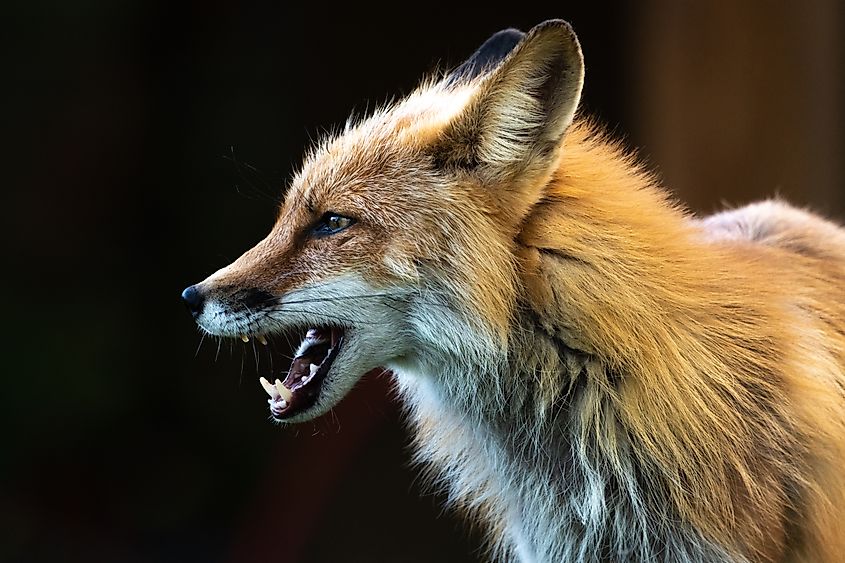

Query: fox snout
[[181, 230, 418, 422], [181, 282, 272, 321]]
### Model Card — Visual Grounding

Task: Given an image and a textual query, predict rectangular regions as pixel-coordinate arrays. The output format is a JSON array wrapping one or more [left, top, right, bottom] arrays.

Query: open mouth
[[258, 327, 344, 420]]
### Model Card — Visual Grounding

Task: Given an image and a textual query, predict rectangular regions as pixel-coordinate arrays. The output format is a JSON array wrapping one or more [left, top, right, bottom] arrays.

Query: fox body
[[184, 21, 845, 562]]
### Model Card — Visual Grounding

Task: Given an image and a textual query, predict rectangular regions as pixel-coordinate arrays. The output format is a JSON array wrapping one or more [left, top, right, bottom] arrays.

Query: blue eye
[[313, 213, 355, 236]]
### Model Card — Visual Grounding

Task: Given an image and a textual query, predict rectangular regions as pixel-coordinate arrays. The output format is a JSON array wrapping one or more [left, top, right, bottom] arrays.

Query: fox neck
[[392, 318, 734, 562], [391, 123, 791, 561]]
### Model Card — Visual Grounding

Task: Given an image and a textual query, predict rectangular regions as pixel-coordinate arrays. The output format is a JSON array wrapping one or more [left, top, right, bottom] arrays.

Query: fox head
[[183, 20, 584, 422]]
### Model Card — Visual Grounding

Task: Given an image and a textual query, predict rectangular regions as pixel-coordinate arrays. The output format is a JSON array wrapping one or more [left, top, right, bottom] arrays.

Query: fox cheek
[[382, 249, 419, 282]]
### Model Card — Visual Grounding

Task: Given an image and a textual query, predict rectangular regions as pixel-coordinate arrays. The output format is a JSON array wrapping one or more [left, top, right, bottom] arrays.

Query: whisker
[[239, 342, 245, 382], [230, 285, 459, 315], [329, 408, 341, 434], [207, 286, 461, 344], [270, 291, 456, 312], [277, 293, 402, 306], [223, 147, 282, 204], [195, 331, 207, 358], [281, 330, 296, 358], [251, 339, 260, 373], [269, 335, 299, 377], [262, 309, 381, 327]]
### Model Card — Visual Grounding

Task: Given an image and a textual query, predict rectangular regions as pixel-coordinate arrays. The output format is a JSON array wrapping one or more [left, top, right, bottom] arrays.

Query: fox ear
[[436, 20, 584, 175], [445, 28, 525, 86]]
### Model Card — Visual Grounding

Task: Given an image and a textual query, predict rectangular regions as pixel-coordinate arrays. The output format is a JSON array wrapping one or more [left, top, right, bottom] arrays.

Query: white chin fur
[[194, 299, 239, 336]]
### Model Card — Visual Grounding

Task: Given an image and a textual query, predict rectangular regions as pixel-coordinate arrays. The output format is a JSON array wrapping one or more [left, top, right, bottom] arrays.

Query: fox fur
[[188, 20, 845, 562]]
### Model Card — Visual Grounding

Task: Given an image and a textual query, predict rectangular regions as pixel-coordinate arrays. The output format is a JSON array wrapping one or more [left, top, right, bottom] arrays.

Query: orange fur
[[517, 121, 845, 560], [190, 21, 845, 561]]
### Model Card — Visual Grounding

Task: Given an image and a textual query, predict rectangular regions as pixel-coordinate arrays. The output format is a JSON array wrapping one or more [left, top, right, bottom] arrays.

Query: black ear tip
[[476, 28, 525, 59], [447, 27, 526, 86], [488, 28, 526, 44]]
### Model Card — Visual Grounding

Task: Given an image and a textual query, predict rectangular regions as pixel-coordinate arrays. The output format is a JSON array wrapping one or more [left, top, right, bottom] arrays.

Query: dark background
[[4, 3, 842, 563]]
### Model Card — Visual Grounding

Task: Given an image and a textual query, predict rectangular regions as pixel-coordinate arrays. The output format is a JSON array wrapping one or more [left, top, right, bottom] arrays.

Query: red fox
[[182, 20, 845, 562]]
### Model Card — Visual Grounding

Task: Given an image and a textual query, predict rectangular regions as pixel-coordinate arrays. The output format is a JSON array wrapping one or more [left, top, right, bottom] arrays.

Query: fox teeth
[[240, 334, 250, 343], [259, 377, 278, 398], [275, 378, 293, 403], [299, 363, 319, 386], [258, 336, 268, 346]]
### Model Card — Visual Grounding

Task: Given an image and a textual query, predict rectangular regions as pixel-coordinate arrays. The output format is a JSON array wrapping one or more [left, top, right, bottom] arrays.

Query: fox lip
[[258, 326, 345, 420]]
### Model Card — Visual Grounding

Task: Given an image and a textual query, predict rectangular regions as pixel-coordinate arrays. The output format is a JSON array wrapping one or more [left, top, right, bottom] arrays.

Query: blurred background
[[3, 2, 842, 562]]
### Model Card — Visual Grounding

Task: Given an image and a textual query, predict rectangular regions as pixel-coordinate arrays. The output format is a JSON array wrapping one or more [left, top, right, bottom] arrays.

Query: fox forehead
[[284, 84, 477, 220]]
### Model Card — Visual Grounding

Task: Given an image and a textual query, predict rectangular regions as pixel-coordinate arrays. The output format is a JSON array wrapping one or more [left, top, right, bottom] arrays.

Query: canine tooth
[[258, 336, 268, 346], [306, 328, 319, 339], [241, 334, 250, 343], [309, 363, 319, 377], [275, 379, 293, 403], [259, 377, 278, 398]]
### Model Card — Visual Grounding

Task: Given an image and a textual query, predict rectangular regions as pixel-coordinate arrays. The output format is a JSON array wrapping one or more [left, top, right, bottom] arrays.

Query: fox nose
[[181, 284, 205, 318]]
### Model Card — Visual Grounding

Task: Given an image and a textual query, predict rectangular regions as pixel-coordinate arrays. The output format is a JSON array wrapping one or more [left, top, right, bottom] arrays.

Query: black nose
[[181, 285, 205, 317]]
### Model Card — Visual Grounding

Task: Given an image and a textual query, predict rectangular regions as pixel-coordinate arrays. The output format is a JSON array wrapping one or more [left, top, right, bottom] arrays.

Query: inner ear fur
[[435, 19, 585, 175]]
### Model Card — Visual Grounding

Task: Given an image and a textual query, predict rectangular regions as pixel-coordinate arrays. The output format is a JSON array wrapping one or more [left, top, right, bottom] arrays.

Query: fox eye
[[313, 212, 355, 236]]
